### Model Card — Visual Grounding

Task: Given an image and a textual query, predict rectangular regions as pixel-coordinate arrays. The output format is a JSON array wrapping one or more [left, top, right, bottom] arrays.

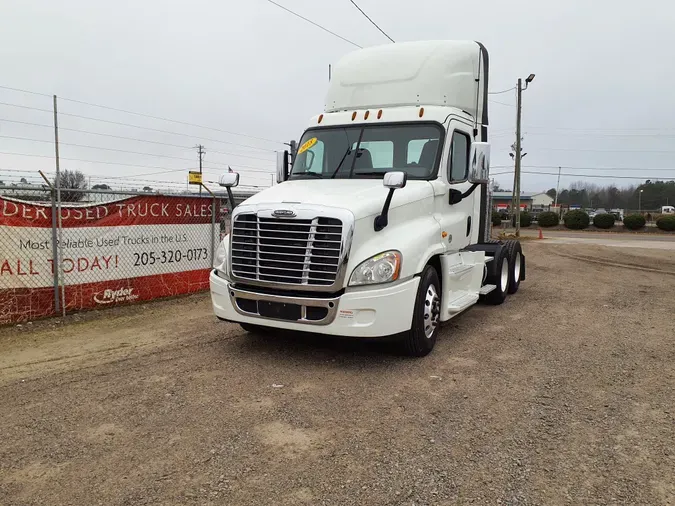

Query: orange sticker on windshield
[[298, 137, 317, 154]]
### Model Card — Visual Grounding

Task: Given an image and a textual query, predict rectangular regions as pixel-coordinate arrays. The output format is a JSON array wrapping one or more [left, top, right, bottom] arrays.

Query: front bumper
[[210, 270, 419, 338]]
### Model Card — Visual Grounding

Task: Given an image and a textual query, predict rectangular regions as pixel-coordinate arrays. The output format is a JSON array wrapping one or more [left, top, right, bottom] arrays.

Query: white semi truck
[[210, 40, 525, 356]]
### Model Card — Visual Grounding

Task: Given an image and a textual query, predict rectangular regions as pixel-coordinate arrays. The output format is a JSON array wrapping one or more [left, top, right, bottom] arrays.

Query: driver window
[[448, 131, 470, 182]]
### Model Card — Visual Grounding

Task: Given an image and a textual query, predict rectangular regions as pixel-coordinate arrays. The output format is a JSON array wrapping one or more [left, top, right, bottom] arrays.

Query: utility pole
[[196, 144, 205, 195], [554, 166, 561, 207], [513, 73, 536, 237]]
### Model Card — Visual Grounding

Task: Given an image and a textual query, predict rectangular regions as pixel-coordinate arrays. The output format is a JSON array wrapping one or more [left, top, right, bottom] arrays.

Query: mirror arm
[[461, 182, 481, 199], [226, 187, 237, 211], [374, 188, 396, 232]]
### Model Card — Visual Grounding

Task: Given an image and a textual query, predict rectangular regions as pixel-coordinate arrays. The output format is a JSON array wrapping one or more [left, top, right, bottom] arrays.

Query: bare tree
[[54, 169, 87, 202]]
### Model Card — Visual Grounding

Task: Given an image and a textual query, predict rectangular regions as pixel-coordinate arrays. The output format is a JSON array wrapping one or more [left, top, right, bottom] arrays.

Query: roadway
[[516, 228, 675, 250]]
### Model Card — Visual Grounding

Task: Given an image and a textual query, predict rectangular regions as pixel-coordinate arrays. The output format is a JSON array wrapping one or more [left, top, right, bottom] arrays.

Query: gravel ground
[[1, 242, 674, 505]]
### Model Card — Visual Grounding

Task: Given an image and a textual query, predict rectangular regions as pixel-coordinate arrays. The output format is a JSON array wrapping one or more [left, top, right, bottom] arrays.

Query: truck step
[[445, 264, 474, 278], [479, 284, 497, 295], [446, 292, 479, 314]]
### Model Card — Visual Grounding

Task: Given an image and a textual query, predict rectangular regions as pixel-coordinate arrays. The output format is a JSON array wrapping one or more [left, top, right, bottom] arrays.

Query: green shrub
[[623, 214, 646, 230], [512, 212, 532, 227], [564, 210, 590, 230], [656, 215, 675, 231], [491, 211, 502, 227], [537, 211, 559, 227], [593, 213, 615, 229]]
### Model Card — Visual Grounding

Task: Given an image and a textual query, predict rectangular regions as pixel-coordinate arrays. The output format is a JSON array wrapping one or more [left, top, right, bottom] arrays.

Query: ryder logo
[[93, 287, 139, 305]]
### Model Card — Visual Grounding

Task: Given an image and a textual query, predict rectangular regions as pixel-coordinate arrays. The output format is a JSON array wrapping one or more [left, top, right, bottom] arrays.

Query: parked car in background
[[610, 209, 624, 221]]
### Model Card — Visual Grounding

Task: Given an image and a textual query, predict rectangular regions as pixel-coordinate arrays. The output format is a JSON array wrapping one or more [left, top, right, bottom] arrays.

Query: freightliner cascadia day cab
[[211, 40, 525, 356]]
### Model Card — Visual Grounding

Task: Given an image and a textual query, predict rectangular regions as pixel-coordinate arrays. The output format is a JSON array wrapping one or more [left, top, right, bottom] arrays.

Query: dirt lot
[[1, 242, 674, 505]]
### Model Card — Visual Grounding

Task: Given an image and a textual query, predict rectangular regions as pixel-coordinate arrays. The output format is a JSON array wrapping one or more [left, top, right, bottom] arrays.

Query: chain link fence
[[0, 185, 234, 324]]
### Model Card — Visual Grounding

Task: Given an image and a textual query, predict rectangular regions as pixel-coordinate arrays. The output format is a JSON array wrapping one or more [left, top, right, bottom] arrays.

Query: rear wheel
[[504, 240, 523, 294], [402, 265, 441, 357], [483, 247, 509, 305]]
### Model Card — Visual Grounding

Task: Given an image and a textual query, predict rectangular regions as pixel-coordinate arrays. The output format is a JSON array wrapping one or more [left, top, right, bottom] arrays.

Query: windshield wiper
[[330, 129, 358, 179], [289, 171, 323, 178], [352, 171, 387, 177], [329, 147, 352, 179]]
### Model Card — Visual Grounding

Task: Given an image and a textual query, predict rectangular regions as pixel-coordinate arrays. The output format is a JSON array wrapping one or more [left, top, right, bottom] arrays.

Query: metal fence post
[[211, 196, 217, 267], [50, 188, 60, 312], [38, 171, 60, 314]]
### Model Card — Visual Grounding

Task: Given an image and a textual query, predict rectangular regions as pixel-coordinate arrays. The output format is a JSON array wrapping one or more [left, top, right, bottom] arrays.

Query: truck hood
[[240, 179, 434, 220]]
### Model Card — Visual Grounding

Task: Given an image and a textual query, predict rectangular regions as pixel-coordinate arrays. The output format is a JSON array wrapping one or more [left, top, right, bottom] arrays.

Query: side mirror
[[218, 171, 240, 188], [383, 171, 407, 189], [468, 142, 490, 184], [276, 151, 289, 184], [375, 171, 408, 232]]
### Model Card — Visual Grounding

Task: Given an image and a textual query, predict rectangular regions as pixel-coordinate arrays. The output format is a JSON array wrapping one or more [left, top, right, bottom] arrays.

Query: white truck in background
[[662, 206, 674, 214], [210, 40, 526, 356]]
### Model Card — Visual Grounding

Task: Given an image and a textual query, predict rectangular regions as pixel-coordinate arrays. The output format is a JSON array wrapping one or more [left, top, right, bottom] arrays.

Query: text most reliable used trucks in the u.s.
[[210, 40, 526, 356]]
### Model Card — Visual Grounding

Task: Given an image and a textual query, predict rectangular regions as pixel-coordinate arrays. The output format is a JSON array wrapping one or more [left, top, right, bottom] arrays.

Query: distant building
[[531, 192, 554, 207], [491, 191, 532, 212], [491, 191, 554, 213]]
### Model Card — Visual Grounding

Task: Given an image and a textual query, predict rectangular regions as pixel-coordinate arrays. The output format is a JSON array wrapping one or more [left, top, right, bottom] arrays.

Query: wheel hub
[[424, 285, 440, 339], [500, 258, 509, 292]]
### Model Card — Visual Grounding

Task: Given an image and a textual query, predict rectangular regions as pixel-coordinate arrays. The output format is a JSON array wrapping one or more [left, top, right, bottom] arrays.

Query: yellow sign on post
[[188, 171, 202, 185]]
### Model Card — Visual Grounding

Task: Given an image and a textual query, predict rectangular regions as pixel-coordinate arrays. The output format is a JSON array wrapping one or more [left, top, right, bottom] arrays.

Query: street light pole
[[639, 189, 644, 213], [514, 73, 535, 237], [514, 79, 523, 236]]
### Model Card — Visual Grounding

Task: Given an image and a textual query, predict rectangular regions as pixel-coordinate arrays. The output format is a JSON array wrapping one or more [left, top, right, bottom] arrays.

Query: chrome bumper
[[229, 285, 340, 325]]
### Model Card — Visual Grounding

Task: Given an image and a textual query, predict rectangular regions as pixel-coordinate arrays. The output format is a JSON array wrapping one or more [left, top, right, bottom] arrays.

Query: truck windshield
[[289, 123, 443, 180]]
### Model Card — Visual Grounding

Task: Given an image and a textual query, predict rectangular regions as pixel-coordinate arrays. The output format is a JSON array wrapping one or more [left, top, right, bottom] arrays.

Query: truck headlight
[[214, 239, 227, 270], [349, 251, 402, 286]]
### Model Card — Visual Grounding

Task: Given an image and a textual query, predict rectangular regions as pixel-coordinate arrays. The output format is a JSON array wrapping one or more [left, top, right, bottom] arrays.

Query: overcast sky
[[1, 0, 674, 192]]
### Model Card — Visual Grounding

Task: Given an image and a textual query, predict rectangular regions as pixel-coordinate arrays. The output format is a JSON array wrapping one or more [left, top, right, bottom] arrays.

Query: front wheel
[[402, 265, 441, 357]]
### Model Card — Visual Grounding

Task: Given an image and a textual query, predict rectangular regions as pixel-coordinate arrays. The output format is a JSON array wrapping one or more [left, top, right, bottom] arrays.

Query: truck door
[[429, 120, 480, 251]]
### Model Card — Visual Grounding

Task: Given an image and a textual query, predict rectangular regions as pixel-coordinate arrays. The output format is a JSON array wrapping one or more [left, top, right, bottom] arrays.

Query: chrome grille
[[231, 214, 343, 286]]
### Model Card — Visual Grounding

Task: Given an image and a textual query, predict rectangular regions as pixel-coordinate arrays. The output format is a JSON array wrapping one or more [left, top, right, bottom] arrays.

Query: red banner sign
[[0, 195, 220, 324]]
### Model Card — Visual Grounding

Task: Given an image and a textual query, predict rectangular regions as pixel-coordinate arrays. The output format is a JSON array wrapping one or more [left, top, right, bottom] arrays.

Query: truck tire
[[483, 247, 509, 305], [504, 240, 523, 294], [402, 265, 441, 357]]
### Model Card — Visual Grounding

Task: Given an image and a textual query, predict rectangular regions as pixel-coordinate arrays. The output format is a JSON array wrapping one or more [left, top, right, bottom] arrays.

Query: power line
[[0, 151, 274, 175], [491, 170, 675, 180], [264, 0, 362, 48], [523, 131, 675, 138], [489, 100, 516, 108], [514, 164, 675, 171], [1, 168, 274, 189], [0, 118, 277, 154], [0, 133, 275, 164], [531, 146, 675, 154], [523, 124, 675, 132], [348, 0, 394, 43], [0, 85, 284, 145], [488, 87, 516, 95], [0, 135, 275, 167], [0, 102, 282, 151]]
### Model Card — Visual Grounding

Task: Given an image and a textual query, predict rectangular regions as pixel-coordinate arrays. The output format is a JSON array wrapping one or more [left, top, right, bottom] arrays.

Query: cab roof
[[325, 40, 489, 127]]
